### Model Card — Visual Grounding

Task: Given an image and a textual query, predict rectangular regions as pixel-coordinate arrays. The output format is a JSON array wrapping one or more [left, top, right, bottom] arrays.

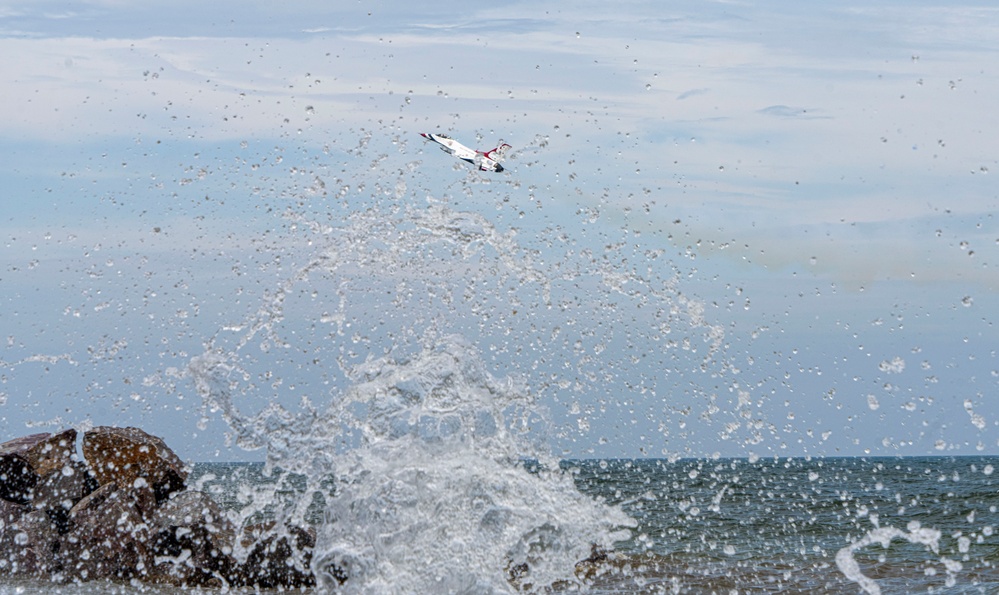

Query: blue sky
[[2, 0, 998, 461]]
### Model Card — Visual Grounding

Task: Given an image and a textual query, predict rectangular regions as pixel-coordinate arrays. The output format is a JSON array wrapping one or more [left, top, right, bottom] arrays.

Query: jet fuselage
[[420, 133, 509, 172]]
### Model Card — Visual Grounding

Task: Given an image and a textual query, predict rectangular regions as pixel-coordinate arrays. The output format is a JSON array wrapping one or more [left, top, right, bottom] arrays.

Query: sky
[[1, 0, 998, 462]]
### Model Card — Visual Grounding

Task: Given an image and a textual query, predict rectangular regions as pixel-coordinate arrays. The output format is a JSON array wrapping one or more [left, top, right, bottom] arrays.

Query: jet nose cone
[[495, 164, 504, 172], [420, 133, 429, 139]]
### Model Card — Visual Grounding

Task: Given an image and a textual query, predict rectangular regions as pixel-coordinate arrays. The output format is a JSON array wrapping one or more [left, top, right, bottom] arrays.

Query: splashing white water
[[190, 334, 634, 593], [835, 521, 959, 595], [312, 336, 634, 593], [183, 200, 681, 592]]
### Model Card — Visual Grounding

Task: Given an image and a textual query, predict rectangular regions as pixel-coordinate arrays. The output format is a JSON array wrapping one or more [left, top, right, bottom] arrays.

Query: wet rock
[[574, 544, 616, 581], [149, 490, 237, 586], [27, 430, 78, 478], [232, 522, 317, 589], [0, 430, 77, 505], [0, 498, 25, 529], [83, 426, 188, 503], [30, 460, 99, 534], [0, 500, 27, 575], [62, 482, 152, 581], [0, 428, 328, 590], [4, 509, 63, 577]]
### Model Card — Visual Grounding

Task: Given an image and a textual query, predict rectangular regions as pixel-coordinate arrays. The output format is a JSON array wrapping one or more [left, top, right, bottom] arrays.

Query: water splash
[[180, 198, 663, 591], [835, 522, 959, 595], [190, 333, 634, 593], [311, 336, 634, 592], [181, 162, 729, 590]]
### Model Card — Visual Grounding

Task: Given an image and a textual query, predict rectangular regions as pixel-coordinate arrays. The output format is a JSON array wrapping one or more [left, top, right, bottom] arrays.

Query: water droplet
[[961, 296, 973, 307], [645, 83, 651, 91]]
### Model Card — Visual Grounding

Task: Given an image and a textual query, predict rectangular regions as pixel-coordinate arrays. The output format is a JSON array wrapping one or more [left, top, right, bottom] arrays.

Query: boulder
[[83, 427, 188, 503], [231, 522, 317, 589], [0, 428, 330, 590], [30, 460, 99, 534], [3, 508, 63, 577], [0, 499, 27, 575], [148, 490, 237, 586], [0, 498, 25, 529], [62, 482, 152, 581], [0, 430, 77, 505]]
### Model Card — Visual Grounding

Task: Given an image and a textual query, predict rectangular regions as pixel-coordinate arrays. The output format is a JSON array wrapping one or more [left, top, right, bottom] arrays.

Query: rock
[[148, 490, 237, 586], [0, 427, 331, 590], [0, 499, 27, 575], [232, 522, 317, 589], [0, 498, 25, 528], [4, 509, 63, 577], [62, 482, 151, 581], [83, 427, 188, 503], [0, 430, 77, 505], [30, 460, 99, 534]]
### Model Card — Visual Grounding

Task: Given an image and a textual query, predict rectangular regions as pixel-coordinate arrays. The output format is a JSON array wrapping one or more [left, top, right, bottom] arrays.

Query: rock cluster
[[0, 427, 322, 589]]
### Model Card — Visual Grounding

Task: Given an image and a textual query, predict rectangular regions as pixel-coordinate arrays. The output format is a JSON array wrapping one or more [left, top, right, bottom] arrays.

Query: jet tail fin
[[484, 143, 511, 161]]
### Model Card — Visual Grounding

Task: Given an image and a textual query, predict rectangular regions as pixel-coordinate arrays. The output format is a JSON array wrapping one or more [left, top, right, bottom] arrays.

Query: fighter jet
[[420, 133, 511, 172]]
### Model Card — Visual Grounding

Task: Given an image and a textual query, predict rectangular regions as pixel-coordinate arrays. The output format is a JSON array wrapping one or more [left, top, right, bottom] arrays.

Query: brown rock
[[149, 491, 237, 585], [30, 460, 99, 534], [83, 427, 188, 503], [232, 522, 317, 589], [4, 509, 63, 577], [0, 430, 77, 505], [0, 499, 28, 575], [63, 482, 152, 581], [0, 498, 25, 528]]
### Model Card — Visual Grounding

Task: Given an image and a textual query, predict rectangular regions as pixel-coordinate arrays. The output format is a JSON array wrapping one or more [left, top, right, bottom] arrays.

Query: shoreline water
[[5, 455, 999, 593], [188, 455, 999, 593]]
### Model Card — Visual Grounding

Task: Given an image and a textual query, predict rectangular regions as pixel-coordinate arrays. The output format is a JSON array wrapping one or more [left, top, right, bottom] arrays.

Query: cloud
[[758, 105, 827, 119], [677, 88, 710, 100], [3, 0, 999, 292]]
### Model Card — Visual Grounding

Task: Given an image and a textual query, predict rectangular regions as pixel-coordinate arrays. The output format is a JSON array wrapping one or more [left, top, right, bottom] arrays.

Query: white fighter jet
[[420, 133, 511, 172]]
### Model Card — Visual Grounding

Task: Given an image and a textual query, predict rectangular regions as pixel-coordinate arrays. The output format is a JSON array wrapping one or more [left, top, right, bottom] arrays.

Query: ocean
[[4, 192, 994, 595], [4, 456, 998, 594], [565, 456, 999, 594]]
